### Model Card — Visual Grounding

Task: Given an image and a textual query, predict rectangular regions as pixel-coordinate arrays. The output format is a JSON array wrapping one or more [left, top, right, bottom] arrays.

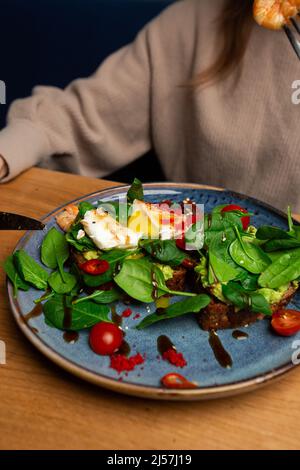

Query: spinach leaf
[[256, 226, 292, 241], [209, 251, 239, 283], [229, 230, 271, 274], [97, 200, 126, 222], [4, 255, 30, 297], [136, 294, 211, 329], [73, 288, 121, 305], [41, 227, 69, 282], [263, 238, 300, 252], [258, 249, 300, 289], [77, 201, 95, 218], [139, 239, 185, 266], [14, 250, 49, 290], [82, 248, 136, 287], [184, 222, 205, 251], [204, 210, 243, 247], [66, 223, 97, 252], [114, 258, 196, 303], [48, 271, 78, 294], [127, 178, 144, 203], [236, 271, 259, 291], [43, 294, 110, 331], [114, 259, 165, 303], [256, 211, 300, 252], [222, 282, 271, 316], [207, 236, 242, 283]]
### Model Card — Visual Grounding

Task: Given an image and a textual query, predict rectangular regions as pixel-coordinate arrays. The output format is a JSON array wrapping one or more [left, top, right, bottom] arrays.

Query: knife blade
[[0, 212, 45, 230]]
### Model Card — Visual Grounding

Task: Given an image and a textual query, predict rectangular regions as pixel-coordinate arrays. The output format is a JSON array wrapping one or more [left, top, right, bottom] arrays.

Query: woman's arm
[[0, 20, 154, 182]]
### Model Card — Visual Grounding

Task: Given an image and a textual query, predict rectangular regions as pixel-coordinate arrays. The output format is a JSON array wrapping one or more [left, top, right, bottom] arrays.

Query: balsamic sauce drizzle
[[208, 330, 232, 369]]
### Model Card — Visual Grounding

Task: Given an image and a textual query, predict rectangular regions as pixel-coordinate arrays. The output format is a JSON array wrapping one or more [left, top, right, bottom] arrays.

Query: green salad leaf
[[136, 294, 211, 329], [73, 288, 121, 305], [82, 248, 137, 287], [43, 294, 111, 331], [41, 227, 70, 281], [4, 255, 30, 297], [258, 249, 300, 289], [222, 282, 271, 316], [139, 239, 185, 266], [229, 229, 271, 274], [114, 258, 196, 303], [127, 178, 144, 203], [48, 271, 77, 294], [14, 250, 49, 290]]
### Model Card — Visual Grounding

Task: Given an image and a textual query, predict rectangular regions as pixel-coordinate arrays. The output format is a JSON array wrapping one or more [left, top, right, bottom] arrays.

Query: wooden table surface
[[1, 167, 300, 451]]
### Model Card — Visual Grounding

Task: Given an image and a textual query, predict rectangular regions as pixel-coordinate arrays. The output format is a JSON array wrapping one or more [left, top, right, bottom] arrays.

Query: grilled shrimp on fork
[[254, 1, 300, 59]]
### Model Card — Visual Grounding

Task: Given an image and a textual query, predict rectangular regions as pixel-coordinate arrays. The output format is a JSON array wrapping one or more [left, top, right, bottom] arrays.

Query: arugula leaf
[[14, 250, 49, 290], [48, 271, 78, 294], [136, 294, 211, 329], [41, 227, 69, 282], [258, 249, 300, 289], [73, 288, 121, 305], [140, 239, 185, 266], [114, 258, 196, 303], [4, 255, 30, 297], [222, 282, 271, 316], [127, 178, 144, 203], [43, 294, 111, 330]]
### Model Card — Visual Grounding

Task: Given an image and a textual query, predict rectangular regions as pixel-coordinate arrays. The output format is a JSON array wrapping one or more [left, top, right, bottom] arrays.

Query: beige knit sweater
[[0, 0, 299, 211]]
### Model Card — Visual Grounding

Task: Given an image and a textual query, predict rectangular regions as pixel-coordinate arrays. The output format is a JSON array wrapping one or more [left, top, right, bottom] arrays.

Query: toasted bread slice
[[198, 284, 298, 331]]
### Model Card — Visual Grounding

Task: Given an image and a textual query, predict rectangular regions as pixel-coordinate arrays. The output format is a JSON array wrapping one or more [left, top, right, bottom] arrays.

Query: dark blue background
[[0, 0, 176, 181]]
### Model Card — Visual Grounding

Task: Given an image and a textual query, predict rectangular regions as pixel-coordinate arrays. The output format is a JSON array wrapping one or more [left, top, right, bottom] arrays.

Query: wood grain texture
[[0, 167, 299, 450]]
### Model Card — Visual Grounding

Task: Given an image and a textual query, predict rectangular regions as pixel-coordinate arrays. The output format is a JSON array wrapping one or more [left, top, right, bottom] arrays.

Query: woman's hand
[[0, 155, 8, 180]]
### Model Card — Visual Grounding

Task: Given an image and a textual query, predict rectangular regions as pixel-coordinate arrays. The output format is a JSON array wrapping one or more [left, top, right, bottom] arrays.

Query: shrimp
[[56, 204, 79, 232], [254, 0, 300, 30]]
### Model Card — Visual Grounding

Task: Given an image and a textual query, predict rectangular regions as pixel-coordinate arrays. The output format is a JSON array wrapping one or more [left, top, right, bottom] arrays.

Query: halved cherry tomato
[[79, 259, 110, 275], [161, 373, 197, 389], [89, 322, 123, 355], [221, 204, 250, 230], [176, 238, 186, 251], [271, 309, 300, 337], [182, 258, 196, 270]]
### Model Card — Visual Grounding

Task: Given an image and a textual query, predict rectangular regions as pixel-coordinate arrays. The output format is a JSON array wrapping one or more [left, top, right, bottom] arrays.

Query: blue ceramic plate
[[7, 183, 300, 400]]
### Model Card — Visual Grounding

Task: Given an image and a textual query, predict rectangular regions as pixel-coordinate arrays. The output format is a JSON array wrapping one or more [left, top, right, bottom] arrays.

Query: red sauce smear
[[121, 308, 132, 318], [133, 313, 141, 320], [161, 373, 197, 389], [110, 353, 144, 374], [162, 348, 187, 368]]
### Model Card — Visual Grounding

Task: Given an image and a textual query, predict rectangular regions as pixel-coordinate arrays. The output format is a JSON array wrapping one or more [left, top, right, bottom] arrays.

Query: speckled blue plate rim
[[6, 182, 300, 401]]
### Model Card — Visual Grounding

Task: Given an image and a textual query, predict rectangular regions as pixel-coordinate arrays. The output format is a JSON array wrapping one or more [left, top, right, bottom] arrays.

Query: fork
[[283, 14, 300, 60]]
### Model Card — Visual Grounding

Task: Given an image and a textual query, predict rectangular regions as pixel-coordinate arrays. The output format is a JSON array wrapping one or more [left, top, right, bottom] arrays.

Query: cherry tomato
[[89, 322, 123, 355], [79, 259, 110, 275], [221, 204, 250, 230], [271, 309, 300, 337], [176, 238, 186, 251], [161, 373, 197, 389], [182, 258, 196, 270]]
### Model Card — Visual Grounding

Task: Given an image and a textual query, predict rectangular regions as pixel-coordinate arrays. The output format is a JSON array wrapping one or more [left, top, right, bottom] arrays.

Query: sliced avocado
[[155, 263, 174, 281]]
